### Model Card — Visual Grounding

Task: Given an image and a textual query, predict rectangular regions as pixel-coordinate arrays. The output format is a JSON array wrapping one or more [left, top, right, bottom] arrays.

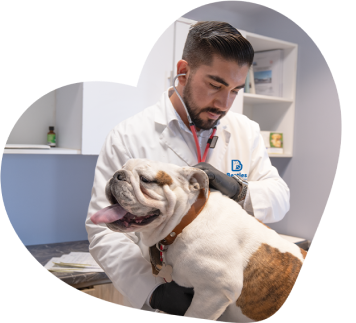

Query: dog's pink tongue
[[90, 204, 127, 224]]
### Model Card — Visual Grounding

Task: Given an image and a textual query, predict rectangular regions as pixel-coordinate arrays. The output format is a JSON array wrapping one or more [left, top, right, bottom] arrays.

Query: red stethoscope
[[173, 73, 219, 163]]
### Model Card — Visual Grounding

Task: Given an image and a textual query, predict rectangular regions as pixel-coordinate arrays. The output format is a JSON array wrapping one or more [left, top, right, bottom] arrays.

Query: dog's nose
[[114, 170, 127, 182]]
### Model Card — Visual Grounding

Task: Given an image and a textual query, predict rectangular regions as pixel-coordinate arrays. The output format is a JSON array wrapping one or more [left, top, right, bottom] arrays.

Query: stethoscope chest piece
[[208, 136, 219, 149]]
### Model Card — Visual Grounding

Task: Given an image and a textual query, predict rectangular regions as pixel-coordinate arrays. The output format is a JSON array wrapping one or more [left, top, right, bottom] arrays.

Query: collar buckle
[[156, 241, 168, 253]]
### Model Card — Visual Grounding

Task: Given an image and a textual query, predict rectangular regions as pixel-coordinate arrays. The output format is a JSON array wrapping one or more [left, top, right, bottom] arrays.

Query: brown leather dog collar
[[149, 189, 210, 276], [160, 188, 210, 245]]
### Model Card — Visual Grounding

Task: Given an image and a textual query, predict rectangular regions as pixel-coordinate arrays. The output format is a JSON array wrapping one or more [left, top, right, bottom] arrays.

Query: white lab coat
[[85, 89, 290, 310]]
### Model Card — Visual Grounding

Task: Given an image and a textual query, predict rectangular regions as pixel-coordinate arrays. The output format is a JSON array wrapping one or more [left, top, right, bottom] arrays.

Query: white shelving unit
[[3, 81, 159, 155], [4, 18, 297, 158], [242, 31, 298, 158]]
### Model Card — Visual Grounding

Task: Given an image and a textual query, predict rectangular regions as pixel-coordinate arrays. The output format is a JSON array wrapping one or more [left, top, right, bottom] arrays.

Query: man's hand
[[150, 281, 194, 316], [193, 162, 241, 199]]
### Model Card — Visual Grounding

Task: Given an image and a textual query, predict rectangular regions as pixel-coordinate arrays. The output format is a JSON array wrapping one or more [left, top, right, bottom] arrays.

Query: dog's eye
[[140, 176, 151, 183]]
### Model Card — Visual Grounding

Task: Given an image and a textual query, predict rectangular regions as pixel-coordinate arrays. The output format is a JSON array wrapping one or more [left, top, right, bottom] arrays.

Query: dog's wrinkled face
[[90, 159, 209, 237], [105, 161, 173, 232]]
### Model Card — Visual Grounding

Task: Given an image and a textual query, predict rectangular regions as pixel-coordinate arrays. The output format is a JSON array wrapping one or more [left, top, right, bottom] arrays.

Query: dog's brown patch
[[236, 243, 303, 321], [255, 217, 307, 260], [156, 171, 173, 186], [300, 247, 307, 259]]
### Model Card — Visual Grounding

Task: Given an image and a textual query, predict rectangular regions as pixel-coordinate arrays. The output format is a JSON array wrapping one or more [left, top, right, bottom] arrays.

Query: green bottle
[[47, 126, 56, 147]]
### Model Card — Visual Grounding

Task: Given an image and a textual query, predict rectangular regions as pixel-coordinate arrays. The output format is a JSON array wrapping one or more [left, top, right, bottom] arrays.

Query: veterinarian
[[85, 21, 290, 317]]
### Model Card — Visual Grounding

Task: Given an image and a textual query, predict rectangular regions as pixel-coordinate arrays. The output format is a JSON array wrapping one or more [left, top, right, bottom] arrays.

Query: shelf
[[243, 93, 293, 105], [268, 153, 292, 158], [240, 31, 297, 159], [3, 147, 81, 155]]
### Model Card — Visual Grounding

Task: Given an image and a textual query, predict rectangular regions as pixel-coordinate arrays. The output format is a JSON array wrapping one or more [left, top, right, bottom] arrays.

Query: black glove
[[150, 281, 194, 316], [193, 162, 241, 199]]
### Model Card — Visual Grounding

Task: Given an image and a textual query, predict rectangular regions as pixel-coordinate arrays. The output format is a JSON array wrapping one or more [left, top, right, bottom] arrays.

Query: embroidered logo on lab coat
[[227, 160, 247, 178], [231, 160, 243, 172]]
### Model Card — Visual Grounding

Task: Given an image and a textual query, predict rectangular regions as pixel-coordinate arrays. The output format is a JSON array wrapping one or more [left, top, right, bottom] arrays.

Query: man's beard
[[182, 76, 226, 130]]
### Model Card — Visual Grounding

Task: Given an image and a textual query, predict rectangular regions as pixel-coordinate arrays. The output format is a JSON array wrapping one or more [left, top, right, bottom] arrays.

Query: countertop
[[26, 237, 310, 290], [26, 240, 111, 289]]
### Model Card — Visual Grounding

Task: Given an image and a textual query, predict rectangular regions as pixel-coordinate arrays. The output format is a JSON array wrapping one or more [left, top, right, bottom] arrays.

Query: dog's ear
[[105, 178, 117, 205], [181, 167, 209, 198]]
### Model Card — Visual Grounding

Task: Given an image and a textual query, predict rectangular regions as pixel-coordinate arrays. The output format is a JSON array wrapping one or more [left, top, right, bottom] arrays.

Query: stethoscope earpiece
[[173, 74, 191, 124]]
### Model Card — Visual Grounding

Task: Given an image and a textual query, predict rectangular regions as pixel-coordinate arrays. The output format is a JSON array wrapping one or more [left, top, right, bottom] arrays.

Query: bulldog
[[90, 159, 307, 322]]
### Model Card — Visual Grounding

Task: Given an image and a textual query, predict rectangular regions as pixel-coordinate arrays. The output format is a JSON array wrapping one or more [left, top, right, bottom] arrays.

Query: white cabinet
[[4, 18, 297, 157], [4, 80, 160, 155], [54, 81, 153, 155]]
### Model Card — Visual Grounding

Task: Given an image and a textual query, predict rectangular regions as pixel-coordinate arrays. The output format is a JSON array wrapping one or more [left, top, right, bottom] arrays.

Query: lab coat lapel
[[157, 119, 232, 167], [159, 126, 198, 166], [155, 90, 198, 166]]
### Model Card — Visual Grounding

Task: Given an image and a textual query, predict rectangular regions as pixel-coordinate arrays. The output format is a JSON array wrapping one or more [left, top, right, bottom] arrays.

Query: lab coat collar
[[155, 89, 232, 166], [154, 88, 229, 133]]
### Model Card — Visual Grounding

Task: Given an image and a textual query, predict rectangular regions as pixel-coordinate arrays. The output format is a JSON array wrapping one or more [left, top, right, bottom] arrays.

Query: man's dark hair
[[182, 21, 254, 71]]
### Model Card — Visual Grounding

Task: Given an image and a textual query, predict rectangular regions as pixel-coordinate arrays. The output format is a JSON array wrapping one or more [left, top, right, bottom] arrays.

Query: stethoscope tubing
[[172, 74, 217, 163]]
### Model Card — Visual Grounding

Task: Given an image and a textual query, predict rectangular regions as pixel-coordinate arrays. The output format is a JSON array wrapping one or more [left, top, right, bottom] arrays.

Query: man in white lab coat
[[85, 21, 290, 316]]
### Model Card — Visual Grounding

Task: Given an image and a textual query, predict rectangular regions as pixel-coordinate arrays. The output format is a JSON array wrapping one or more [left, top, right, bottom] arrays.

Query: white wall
[[184, 1, 341, 241], [6, 90, 56, 145]]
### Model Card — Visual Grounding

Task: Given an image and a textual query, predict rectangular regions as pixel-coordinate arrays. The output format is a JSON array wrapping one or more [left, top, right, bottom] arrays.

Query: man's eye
[[140, 176, 151, 183], [210, 83, 221, 90], [209, 82, 239, 94]]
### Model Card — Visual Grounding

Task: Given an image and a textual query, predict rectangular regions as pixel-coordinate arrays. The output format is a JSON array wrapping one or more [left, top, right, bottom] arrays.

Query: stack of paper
[[44, 252, 104, 273]]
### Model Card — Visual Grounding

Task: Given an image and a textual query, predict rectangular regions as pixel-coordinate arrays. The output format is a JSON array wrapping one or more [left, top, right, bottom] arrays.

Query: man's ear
[[176, 60, 189, 86], [105, 178, 117, 205], [181, 167, 209, 198]]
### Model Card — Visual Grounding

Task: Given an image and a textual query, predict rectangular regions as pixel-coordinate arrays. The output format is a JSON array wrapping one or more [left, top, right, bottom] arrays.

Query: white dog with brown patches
[[91, 159, 306, 322]]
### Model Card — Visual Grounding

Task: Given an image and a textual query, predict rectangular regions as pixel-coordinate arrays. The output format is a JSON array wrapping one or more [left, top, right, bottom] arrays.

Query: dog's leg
[[184, 287, 237, 320]]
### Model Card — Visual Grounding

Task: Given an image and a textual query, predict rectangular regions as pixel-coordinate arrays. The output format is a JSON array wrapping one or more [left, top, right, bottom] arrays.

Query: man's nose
[[213, 91, 232, 111]]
